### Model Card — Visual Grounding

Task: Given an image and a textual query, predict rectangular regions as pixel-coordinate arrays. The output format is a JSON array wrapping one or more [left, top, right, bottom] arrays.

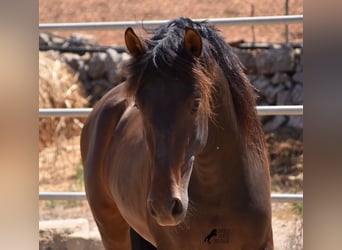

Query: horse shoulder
[[81, 83, 128, 185], [80, 83, 131, 250]]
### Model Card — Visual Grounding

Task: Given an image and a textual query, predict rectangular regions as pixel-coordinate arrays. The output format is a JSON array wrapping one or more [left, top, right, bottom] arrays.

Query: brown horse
[[80, 17, 273, 250]]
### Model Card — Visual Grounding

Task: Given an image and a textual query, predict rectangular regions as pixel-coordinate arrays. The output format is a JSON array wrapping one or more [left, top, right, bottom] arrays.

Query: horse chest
[[147, 204, 269, 249]]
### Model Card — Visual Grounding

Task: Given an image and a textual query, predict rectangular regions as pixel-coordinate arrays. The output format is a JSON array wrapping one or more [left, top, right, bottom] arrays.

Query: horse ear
[[184, 27, 202, 57], [125, 27, 146, 57]]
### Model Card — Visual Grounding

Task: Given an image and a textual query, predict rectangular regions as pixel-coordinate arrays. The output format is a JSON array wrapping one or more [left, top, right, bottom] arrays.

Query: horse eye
[[191, 99, 201, 114]]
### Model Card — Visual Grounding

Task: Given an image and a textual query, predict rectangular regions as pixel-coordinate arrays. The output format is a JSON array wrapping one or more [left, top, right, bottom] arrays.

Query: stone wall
[[234, 45, 303, 131], [40, 33, 303, 131]]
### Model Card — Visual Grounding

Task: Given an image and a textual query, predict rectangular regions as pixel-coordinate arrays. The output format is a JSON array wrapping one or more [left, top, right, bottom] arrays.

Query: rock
[[294, 48, 303, 72], [121, 52, 131, 62], [90, 79, 112, 104], [287, 115, 303, 129], [276, 89, 291, 105], [80, 52, 92, 62], [255, 46, 295, 74], [39, 219, 89, 249], [105, 49, 123, 83], [289, 84, 303, 104], [106, 68, 120, 84], [271, 72, 290, 85], [39, 33, 52, 47], [233, 48, 256, 73], [68, 33, 98, 47], [296, 59, 303, 72], [39, 219, 104, 250], [62, 53, 82, 71], [292, 72, 303, 84], [248, 74, 258, 82], [65, 232, 104, 250], [87, 53, 107, 79], [83, 80, 94, 94], [263, 115, 287, 132], [78, 64, 89, 83], [50, 35, 66, 46], [252, 75, 270, 92], [263, 84, 284, 104], [106, 48, 122, 66], [115, 62, 128, 82], [283, 80, 293, 89]]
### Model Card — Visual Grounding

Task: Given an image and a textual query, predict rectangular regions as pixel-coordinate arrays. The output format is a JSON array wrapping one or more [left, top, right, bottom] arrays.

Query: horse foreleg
[[264, 227, 274, 250], [130, 228, 156, 250], [93, 207, 131, 250]]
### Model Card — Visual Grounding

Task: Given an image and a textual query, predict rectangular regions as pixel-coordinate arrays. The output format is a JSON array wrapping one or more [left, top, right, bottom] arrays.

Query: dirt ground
[[39, 0, 303, 46], [39, 0, 303, 248]]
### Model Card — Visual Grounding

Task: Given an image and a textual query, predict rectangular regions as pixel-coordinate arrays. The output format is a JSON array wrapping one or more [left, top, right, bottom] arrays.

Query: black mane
[[127, 17, 246, 87], [145, 17, 245, 74]]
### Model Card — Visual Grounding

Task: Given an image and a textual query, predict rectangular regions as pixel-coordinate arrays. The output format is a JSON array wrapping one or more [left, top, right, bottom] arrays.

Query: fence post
[[285, 0, 289, 43]]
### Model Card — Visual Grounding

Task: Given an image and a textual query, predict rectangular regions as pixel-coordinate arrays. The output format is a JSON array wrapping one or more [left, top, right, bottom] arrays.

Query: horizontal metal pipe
[[40, 192, 86, 200], [256, 105, 303, 116], [271, 193, 303, 203], [39, 15, 303, 31], [38, 105, 303, 118], [39, 192, 303, 202], [39, 108, 92, 117], [39, 45, 128, 54]]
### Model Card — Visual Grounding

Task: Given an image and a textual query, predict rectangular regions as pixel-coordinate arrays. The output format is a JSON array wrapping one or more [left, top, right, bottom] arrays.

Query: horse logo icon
[[204, 229, 217, 244]]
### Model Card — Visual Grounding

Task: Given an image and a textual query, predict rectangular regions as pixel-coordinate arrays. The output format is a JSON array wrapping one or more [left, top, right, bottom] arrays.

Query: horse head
[[124, 26, 211, 226]]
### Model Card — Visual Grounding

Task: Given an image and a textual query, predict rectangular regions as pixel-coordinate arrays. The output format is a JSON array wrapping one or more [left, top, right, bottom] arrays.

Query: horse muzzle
[[148, 195, 186, 226], [147, 157, 193, 226]]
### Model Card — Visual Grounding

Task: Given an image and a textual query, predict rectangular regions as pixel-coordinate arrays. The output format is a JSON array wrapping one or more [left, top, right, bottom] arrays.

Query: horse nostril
[[171, 198, 183, 217], [148, 198, 184, 220]]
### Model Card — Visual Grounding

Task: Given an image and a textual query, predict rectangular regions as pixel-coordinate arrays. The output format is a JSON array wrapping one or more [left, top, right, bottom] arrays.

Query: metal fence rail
[[38, 105, 303, 118], [39, 15, 303, 31], [256, 105, 303, 116], [39, 108, 92, 117], [39, 192, 302, 203]]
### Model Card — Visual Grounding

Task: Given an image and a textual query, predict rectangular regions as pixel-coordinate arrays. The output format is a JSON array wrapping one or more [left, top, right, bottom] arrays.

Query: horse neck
[[191, 71, 252, 200]]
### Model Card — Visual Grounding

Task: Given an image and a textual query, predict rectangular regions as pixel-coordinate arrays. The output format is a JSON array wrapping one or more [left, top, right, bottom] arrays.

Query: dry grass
[[39, 52, 88, 151]]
